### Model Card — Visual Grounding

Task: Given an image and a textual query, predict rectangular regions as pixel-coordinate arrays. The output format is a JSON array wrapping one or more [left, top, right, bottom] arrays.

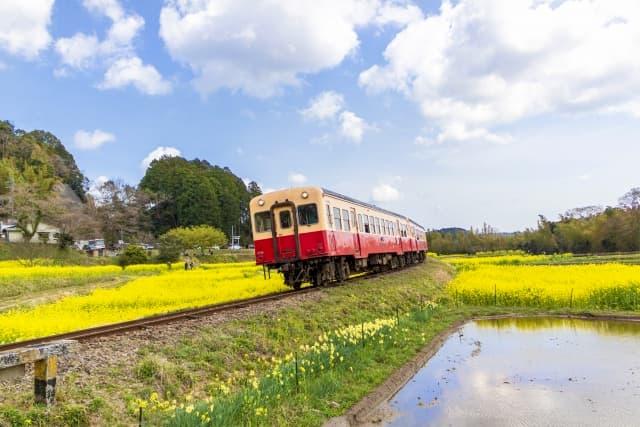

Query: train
[[249, 187, 427, 289]]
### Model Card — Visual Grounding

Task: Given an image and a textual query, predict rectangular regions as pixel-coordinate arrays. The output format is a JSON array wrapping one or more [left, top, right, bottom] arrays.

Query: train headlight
[[301, 191, 309, 199], [258, 199, 265, 206]]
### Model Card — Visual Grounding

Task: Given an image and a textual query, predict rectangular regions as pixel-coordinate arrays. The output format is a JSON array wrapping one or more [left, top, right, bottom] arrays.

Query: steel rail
[[0, 264, 418, 353]]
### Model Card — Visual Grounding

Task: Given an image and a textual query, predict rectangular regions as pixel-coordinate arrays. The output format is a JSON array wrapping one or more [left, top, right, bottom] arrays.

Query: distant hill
[[435, 227, 468, 235], [0, 120, 87, 201]]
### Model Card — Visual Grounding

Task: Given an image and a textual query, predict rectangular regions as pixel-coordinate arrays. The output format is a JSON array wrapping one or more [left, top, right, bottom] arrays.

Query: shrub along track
[[0, 264, 420, 353]]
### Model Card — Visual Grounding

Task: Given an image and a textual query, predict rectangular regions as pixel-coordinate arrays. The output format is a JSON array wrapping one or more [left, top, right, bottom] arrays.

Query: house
[[74, 238, 107, 257], [0, 221, 61, 244]]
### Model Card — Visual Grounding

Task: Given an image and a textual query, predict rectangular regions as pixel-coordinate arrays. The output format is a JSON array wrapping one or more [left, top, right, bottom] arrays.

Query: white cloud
[[74, 129, 116, 150], [0, 0, 54, 59], [55, 33, 100, 69], [374, 2, 423, 27], [360, 0, 640, 143], [339, 111, 368, 143], [141, 146, 182, 169], [371, 183, 400, 202], [302, 91, 371, 143], [88, 175, 110, 199], [414, 135, 437, 146], [99, 57, 172, 95], [159, 0, 422, 97], [55, 0, 170, 95], [0, 61, 6, 71], [301, 91, 345, 121], [288, 172, 308, 186]]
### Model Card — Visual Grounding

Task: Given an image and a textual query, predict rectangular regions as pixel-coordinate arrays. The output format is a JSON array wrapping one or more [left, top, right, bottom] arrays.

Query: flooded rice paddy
[[385, 317, 640, 426]]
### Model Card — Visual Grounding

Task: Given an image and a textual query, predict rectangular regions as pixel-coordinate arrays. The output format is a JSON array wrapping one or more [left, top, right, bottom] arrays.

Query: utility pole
[[231, 225, 240, 249]]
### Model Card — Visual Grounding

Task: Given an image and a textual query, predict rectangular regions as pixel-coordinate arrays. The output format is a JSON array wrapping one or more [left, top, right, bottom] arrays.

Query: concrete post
[[34, 355, 58, 406]]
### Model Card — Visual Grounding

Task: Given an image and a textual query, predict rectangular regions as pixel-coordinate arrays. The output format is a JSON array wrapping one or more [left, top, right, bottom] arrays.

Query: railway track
[[0, 264, 418, 353]]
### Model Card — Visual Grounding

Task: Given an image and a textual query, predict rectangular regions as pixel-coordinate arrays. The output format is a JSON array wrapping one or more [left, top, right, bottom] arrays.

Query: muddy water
[[385, 317, 640, 426]]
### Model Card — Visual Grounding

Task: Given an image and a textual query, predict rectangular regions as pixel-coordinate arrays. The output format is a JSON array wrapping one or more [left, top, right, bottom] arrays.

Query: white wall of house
[[0, 222, 61, 244]]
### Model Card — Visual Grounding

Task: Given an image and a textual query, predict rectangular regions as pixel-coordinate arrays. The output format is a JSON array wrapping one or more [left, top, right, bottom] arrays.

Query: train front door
[[271, 202, 299, 262], [350, 207, 361, 256]]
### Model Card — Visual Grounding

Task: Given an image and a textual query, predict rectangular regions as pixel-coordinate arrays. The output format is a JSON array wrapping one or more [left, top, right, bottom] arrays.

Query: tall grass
[[138, 303, 439, 426]]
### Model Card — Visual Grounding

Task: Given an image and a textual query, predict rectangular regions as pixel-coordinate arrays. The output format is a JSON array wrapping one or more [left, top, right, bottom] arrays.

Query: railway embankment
[[1, 259, 456, 426]]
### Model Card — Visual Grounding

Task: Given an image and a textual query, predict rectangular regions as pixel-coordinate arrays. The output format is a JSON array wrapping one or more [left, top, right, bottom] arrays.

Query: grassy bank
[[2, 254, 638, 426], [0, 259, 458, 426]]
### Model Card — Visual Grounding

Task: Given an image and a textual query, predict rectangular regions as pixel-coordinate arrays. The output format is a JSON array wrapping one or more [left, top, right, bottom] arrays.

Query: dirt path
[[0, 277, 132, 313]]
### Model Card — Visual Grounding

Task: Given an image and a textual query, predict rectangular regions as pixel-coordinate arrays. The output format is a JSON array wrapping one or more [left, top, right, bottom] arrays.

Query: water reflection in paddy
[[385, 317, 640, 427]]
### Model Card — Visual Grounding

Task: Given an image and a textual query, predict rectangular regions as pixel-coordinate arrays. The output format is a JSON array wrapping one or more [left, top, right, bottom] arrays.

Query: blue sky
[[1, 0, 639, 231]]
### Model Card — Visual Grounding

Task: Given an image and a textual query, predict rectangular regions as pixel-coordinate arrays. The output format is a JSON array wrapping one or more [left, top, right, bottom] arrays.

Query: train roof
[[322, 188, 425, 230]]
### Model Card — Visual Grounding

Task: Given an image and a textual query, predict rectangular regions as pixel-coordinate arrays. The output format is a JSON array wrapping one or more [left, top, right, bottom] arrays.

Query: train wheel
[[293, 281, 302, 290], [336, 259, 349, 282], [342, 262, 350, 281]]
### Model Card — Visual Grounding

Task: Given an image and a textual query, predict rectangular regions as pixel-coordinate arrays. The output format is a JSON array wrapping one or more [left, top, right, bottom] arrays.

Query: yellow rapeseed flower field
[[0, 262, 286, 344], [447, 259, 640, 309]]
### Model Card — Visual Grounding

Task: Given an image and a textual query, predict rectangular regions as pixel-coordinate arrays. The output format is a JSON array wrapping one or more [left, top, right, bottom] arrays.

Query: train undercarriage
[[272, 251, 426, 290]]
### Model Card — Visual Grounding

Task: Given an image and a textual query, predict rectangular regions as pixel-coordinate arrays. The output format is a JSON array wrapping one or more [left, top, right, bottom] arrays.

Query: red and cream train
[[249, 187, 427, 289]]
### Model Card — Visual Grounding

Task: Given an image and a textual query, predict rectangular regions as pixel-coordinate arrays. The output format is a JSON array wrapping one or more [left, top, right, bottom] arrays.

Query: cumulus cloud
[[87, 175, 110, 199], [141, 146, 182, 169], [301, 91, 345, 121], [371, 184, 400, 202], [0, 0, 54, 59], [374, 1, 423, 27], [74, 129, 116, 150], [288, 172, 308, 186], [360, 0, 640, 143], [339, 111, 367, 143], [99, 57, 172, 95], [159, 0, 421, 97], [302, 91, 371, 143], [55, 0, 171, 95], [55, 33, 101, 69]]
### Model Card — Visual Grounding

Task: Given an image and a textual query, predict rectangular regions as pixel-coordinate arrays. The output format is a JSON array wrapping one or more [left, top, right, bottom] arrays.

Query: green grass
[[2, 255, 639, 426]]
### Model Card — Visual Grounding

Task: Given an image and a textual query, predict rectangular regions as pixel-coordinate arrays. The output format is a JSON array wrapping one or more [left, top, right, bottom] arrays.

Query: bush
[[118, 245, 148, 269], [161, 225, 227, 255], [157, 234, 182, 263]]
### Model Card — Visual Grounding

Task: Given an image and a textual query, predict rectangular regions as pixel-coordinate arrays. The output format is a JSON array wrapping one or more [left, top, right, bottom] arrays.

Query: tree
[[118, 245, 148, 269], [139, 156, 255, 243], [92, 179, 152, 246], [157, 233, 182, 263], [161, 225, 227, 255]]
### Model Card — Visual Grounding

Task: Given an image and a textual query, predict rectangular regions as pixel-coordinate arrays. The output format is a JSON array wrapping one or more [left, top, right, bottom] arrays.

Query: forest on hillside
[[0, 120, 261, 247], [428, 188, 640, 254]]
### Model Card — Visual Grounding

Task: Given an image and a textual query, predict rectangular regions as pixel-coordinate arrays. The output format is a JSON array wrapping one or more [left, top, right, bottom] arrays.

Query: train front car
[[250, 187, 328, 289], [249, 187, 427, 290]]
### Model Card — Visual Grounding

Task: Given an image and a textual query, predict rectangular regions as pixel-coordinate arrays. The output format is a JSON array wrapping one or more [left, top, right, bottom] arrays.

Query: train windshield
[[254, 211, 272, 232], [297, 204, 318, 225]]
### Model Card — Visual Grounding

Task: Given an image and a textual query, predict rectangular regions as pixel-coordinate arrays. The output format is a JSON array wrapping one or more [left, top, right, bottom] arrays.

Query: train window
[[363, 215, 370, 233], [326, 204, 332, 226], [383, 220, 388, 235], [350, 211, 357, 232], [342, 209, 350, 231], [333, 207, 342, 230], [375, 218, 380, 234], [297, 204, 318, 225], [254, 212, 272, 233], [357, 214, 363, 232], [279, 211, 292, 229]]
